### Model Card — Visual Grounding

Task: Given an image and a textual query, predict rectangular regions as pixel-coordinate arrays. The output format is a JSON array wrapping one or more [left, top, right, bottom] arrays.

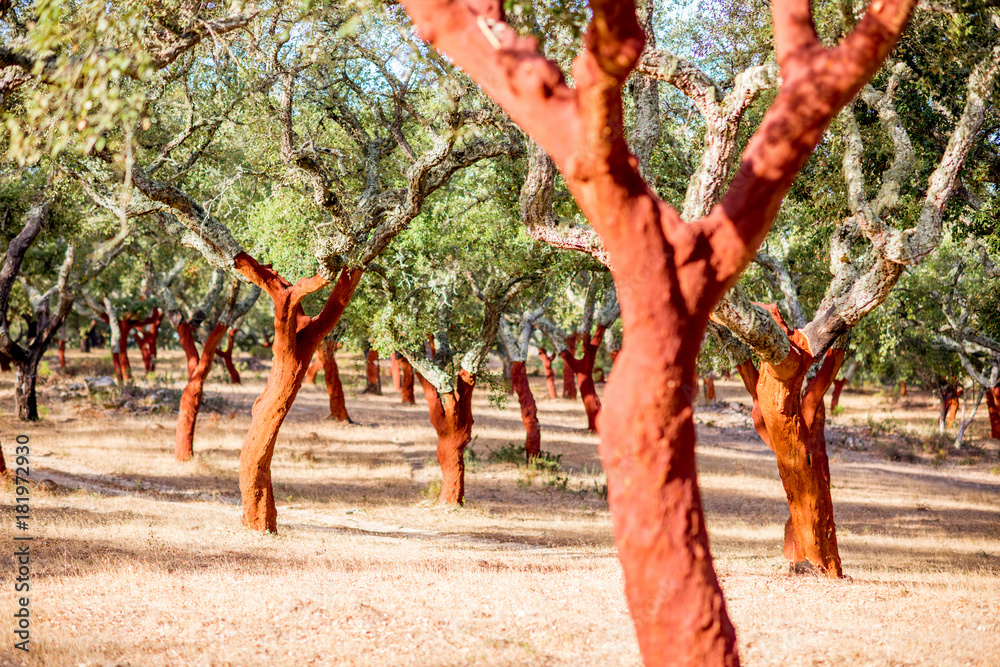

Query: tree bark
[[561, 328, 604, 432], [511, 360, 541, 459], [562, 333, 578, 399], [418, 370, 475, 504], [538, 348, 558, 398], [317, 338, 351, 422], [986, 385, 1000, 439], [364, 349, 382, 395], [13, 350, 43, 421], [175, 323, 227, 462], [235, 255, 362, 532], [58, 340, 65, 369], [398, 354, 416, 404], [704, 374, 716, 401], [899, 380, 907, 397]]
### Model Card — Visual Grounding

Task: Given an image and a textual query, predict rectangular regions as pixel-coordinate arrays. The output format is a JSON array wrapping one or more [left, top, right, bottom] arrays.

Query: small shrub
[[867, 414, 899, 437], [487, 441, 526, 465], [421, 480, 442, 500], [832, 405, 845, 417], [38, 361, 51, 378]]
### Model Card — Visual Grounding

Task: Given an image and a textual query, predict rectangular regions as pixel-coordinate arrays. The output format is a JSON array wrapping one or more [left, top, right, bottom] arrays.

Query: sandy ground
[[1, 348, 999, 667]]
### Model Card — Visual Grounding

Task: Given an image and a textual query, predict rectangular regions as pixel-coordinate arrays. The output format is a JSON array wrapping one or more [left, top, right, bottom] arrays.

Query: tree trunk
[[217, 328, 241, 384], [561, 329, 603, 432], [986, 385, 1000, 439], [538, 348, 558, 399], [175, 324, 227, 462], [317, 339, 351, 422], [0, 443, 5, 475], [390, 352, 402, 391], [364, 349, 382, 395], [747, 341, 845, 577], [704, 374, 716, 401], [831, 378, 847, 411], [398, 355, 416, 404], [58, 340, 65, 369], [562, 333, 578, 399], [418, 370, 475, 504], [511, 361, 541, 459], [899, 380, 907, 397], [236, 260, 362, 533], [115, 319, 135, 382], [304, 354, 322, 384], [502, 355, 515, 395], [14, 350, 43, 421], [134, 309, 162, 373]]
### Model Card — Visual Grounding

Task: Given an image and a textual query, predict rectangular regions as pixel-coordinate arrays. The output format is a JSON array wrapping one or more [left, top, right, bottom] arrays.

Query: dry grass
[[1, 350, 999, 666]]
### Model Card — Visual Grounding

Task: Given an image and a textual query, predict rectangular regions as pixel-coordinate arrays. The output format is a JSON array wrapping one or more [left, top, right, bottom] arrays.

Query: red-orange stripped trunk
[[399, 0, 913, 661], [390, 352, 402, 391], [538, 349, 558, 399], [134, 308, 163, 373], [418, 370, 475, 504], [235, 254, 362, 532], [175, 323, 227, 462], [217, 328, 241, 384], [561, 333, 578, 399], [398, 355, 416, 404], [831, 377, 848, 411], [986, 386, 1000, 439], [316, 339, 350, 422], [364, 350, 382, 395], [899, 380, 907, 397], [304, 355, 322, 384], [57, 340, 65, 369], [511, 361, 541, 459], [704, 374, 716, 401], [736, 309, 845, 575], [560, 328, 604, 432]]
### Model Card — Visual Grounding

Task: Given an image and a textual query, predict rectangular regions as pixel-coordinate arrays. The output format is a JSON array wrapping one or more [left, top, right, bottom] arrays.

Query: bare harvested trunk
[[561, 328, 604, 432], [418, 371, 475, 504], [939, 383, 962, 433], [538, 349, 558, 398], [114, 319, 135, 382], [364, 349, 382, 395], [58, 340, 65, 369], [831, 378, 847, 411], [390, 352, 402, 391], [0, 444, 5, 475], [0, 354, 10, 371], [217, 328, 241, 384], [175, 324, 227, 462], [704, 374, 716, 401], [134, 309, 163, 373], [398, 355, 415, 404], [562, 333, 578, 399], [899, 380, 907, 397], [511, 361, 541, 459], [236, 257, 362, 533], [304, 355, 322, 384], [742, 334, 844, 577], [317, 339, 350, 422], [987, 386, 1000, 439]]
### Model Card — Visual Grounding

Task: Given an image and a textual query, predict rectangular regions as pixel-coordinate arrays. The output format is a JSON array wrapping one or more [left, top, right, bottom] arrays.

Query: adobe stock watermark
[[11, 434, 32, 653]]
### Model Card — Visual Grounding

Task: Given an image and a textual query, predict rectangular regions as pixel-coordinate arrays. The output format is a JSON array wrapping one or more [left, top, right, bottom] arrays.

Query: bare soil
[[1, 349, 999, 666]]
